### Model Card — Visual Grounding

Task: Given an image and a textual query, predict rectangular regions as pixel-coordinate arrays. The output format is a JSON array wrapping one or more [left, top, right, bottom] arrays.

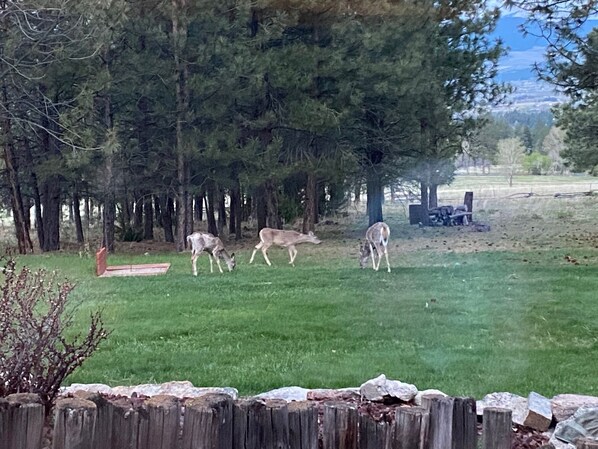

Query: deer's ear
[[308, 231, 314, 236], [231, 253, 235, 260]]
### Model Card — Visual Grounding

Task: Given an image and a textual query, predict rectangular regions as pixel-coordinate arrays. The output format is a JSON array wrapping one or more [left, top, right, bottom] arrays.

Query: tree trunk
[[4, 144, 32, 254], [23, 136, 44, 250], [133, 192, 143, 230], [172, 0, 190, 251], [160, 195, 174, 243], [302, 172, 318, 233], [229, 184, 242, 240], [429, 183, 439, 209], [85, 197, 91, 232], [255, 185, 267, 232], [366, 172, 383, 226], [194, 192, 204, 221], [102, 198, 116, 252], [143, 193, 154, 240], [40, 178, 61, 252], [217, 187, 226, 234], [206, 181, 218, 236], [73, 189, 84, 244], [102, 119, 116, 251], [420, 181, 430, 226], [354, 180, 361, 205], [243, 192, 252, 222], [265, 179, 282, 229], [39, 97, 62, 252]]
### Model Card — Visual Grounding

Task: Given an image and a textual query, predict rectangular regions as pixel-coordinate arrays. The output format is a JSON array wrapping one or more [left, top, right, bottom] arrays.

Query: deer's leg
[[250, 242, 263, 264], [383, 244, 391, 272], [208, 254, 214, 273], [261, 244, 272, 266], [370, 243, 378, 270], [191, 251, 198, 276], [288, 245, 297, 266], [214, 254, 224, 273]]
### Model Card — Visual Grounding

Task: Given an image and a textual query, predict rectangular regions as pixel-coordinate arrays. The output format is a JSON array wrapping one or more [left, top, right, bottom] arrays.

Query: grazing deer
[[359, 222, 391, 272], [249, 228, 321, 266], [186, 232, 235, 276]]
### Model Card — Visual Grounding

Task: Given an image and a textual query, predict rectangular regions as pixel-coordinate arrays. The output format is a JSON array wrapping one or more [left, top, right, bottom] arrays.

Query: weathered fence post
[[144, 395, 180, 449], [390, 406, 429, 449], [52, 397, 97, 449], [0, 393, 44, 449], [423, 395, 454, 449], [576, 438, 598, 448], [464, 191, 473, 222], [322, 401, 358, 449], [288, 401, 318, 449], [358, 414, 389, 449], [181, 393, 233, 449], [109, 397, 148, 449], [233, 398, 289, 449], [71, 392, 113, 449], [451, 397, 477, 449], [483, 407, 512, 449], [421, 396, 476, 449], [0, 398, 7, 445]]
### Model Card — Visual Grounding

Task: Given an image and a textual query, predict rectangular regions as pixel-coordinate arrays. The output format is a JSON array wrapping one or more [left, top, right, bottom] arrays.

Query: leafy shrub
[[0, 257, 109, 412], [523, 152, 552, 175]]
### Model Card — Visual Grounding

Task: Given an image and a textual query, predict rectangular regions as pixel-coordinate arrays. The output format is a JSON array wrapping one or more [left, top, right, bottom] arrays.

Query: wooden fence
[[1, 392, 592, 449]]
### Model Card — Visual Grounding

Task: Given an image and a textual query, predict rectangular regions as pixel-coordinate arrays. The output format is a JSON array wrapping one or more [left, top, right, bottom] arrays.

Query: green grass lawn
[[17, 226, 598, 400]]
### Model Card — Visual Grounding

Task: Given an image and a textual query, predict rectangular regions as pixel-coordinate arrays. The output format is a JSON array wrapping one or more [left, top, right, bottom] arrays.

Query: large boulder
[[552, 394, 598, 422], [476, 392, 527, 425], [359, 374, 417, 403], [553, 407, 598, 445], [523, 392, 552, 431], [477, 391, 553, 431]]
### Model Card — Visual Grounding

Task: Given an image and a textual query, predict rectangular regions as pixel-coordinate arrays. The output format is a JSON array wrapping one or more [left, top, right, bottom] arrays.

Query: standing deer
[[359, 222, 391, 272], [249, 228, 321, 266], [187, 232, 235, 276]]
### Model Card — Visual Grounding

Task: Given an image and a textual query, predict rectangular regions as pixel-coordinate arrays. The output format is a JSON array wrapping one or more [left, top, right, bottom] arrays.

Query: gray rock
[[359, 374, 417, 403], [61, 381, 238, 400], [255, 387, 309, 401], [476, 392, 527, 425], [553, 407, 598, 444], [547, 435, 575, 449], [61, 383, 113, 395], [552, 394, 598, 422], [523, 392, 553, 431], [307, 388, 360, 401], [414, 389, 448, 406]]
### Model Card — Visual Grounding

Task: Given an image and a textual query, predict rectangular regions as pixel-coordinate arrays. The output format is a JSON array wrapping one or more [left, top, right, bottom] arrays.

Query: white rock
[[414, 389, 448, 406], [61, 381, 238, 400], [476, 392, 527, 425], [552, 394, 598, 422], [359, 374, 418, 403], [61, 383, 113, 395], [523, 391, 552, 431], [255, 387, 309, 401]]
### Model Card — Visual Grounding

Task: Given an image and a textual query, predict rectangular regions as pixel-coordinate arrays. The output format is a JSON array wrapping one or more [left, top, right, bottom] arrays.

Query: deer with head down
[[187, 232, 235, 276], [249, 228, 321, 266], [359, 222, 391, 272]]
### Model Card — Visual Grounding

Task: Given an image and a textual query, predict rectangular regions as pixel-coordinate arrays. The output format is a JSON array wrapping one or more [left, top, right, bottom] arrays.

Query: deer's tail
[[381, 226, 390, 247]]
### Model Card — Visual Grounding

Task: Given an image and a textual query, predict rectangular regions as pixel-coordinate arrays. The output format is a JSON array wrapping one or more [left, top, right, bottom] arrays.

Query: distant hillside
[[490, 15, 598, 110]]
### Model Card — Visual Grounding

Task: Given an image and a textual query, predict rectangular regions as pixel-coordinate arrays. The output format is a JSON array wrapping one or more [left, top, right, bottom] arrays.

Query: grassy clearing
[[10, 175, 598, 399]]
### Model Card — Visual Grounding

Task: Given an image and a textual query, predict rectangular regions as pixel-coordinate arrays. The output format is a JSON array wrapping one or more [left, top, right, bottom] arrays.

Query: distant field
[[6, 174, 598, 399], [442, 174, 596, 200]]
